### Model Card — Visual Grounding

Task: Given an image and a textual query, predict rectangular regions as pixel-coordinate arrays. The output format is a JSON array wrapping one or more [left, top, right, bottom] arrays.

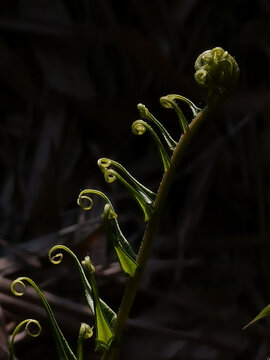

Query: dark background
[[0, 1, 270, 359]]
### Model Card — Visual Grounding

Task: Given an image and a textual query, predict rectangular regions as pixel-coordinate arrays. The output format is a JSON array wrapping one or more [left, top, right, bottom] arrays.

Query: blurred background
[[0, 1, 270, 359]]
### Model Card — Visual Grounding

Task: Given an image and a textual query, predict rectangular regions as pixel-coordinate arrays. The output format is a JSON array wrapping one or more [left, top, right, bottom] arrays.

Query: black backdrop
[[1, 1, 270, 359]]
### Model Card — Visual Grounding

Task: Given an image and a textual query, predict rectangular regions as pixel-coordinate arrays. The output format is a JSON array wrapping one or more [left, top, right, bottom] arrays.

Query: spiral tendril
[[10, 276, 77, 360], [98, 160, 155, 221], [159, 97, 173, 109], [163, 94, 201, 118], [97, 158, 112, 173], [48, 245, 95, 316], [132, 120, 147, 135], [104, 169, 118, 183], [132, 120, 171, 172], [98, 158, 156, 201], [16, 319, 41, 337], [160, 96, 189, 134], [77, 189, 117, 219], [77, 194, 93, 210], [11, 278, 26, 296], [104, 170, 133, 193], [48, 246, 65, 265], [26, 319, 41, 337], [137, 103, 177, 151], [48, 245, 117, 328], [9, 319, 41, 360]]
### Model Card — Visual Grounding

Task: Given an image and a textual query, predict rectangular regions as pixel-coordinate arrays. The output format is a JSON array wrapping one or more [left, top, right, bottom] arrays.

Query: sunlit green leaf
[[102, 203, 138, 276], [82, 257, 115, 351], [243, 304, 270, 329]]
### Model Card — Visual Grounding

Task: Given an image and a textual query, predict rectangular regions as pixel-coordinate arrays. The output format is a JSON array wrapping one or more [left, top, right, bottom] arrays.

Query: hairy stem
[[102, 106, 209, 360]]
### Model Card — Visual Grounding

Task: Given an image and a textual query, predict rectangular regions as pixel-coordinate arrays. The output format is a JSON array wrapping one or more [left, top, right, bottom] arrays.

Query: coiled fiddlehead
[[132, 120, 171, 172], [49, 245, 95, 315], [49, 245, 116, 351], [137, 103, 177, 151], [10, 47, 240, 360], [77, 189, 117, 218], [160, 96, 189, 134], [9, 319, 41, 360], [194, 47, 239, 103], [77, 189, 138, 276], [49, 245, 117, 325], [97, 158, 156, 221], [98, 158, 156, 201], [161, 94, 201, 118], [11, 277, 77, 360]]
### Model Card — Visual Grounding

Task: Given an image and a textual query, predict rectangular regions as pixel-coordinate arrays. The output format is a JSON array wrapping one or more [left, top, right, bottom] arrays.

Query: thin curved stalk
[[11, 277, 77, 360], [9, 319, 41, 360]]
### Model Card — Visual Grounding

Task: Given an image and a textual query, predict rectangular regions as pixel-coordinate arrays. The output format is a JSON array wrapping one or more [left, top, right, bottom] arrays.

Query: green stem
[[101, 106, 209, 360]]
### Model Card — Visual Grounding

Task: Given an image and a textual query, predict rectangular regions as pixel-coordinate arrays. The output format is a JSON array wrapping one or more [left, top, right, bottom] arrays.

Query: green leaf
[[243, 304, 270, 329], [82, 257, 115, 351], [102, 203, 138, 277]]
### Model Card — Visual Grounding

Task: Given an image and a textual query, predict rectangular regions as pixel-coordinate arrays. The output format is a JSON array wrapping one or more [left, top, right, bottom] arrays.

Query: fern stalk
[[102, 106, 210, 360]]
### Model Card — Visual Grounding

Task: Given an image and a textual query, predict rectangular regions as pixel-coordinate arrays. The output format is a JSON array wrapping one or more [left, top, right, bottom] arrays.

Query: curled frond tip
[[9, 319, 41, 360], [194, 47, 239, 99], [132, 120, 147, 135], [11, 278, 26, 296]]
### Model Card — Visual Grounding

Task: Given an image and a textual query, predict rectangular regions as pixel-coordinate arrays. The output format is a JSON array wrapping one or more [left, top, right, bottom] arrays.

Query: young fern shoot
[[9, 47, 239, 360]]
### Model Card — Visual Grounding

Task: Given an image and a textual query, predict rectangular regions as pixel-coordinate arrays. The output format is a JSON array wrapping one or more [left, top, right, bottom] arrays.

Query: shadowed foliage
[[1, 1, 270, 359]]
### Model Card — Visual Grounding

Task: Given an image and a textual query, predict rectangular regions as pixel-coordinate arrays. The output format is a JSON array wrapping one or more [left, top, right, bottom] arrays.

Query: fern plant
[[9, 47, 239, 360]]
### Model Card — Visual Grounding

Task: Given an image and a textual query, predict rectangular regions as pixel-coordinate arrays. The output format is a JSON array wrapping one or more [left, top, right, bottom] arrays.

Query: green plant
[[243, 304, 270, 331], [9, 47, 239, 360]]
